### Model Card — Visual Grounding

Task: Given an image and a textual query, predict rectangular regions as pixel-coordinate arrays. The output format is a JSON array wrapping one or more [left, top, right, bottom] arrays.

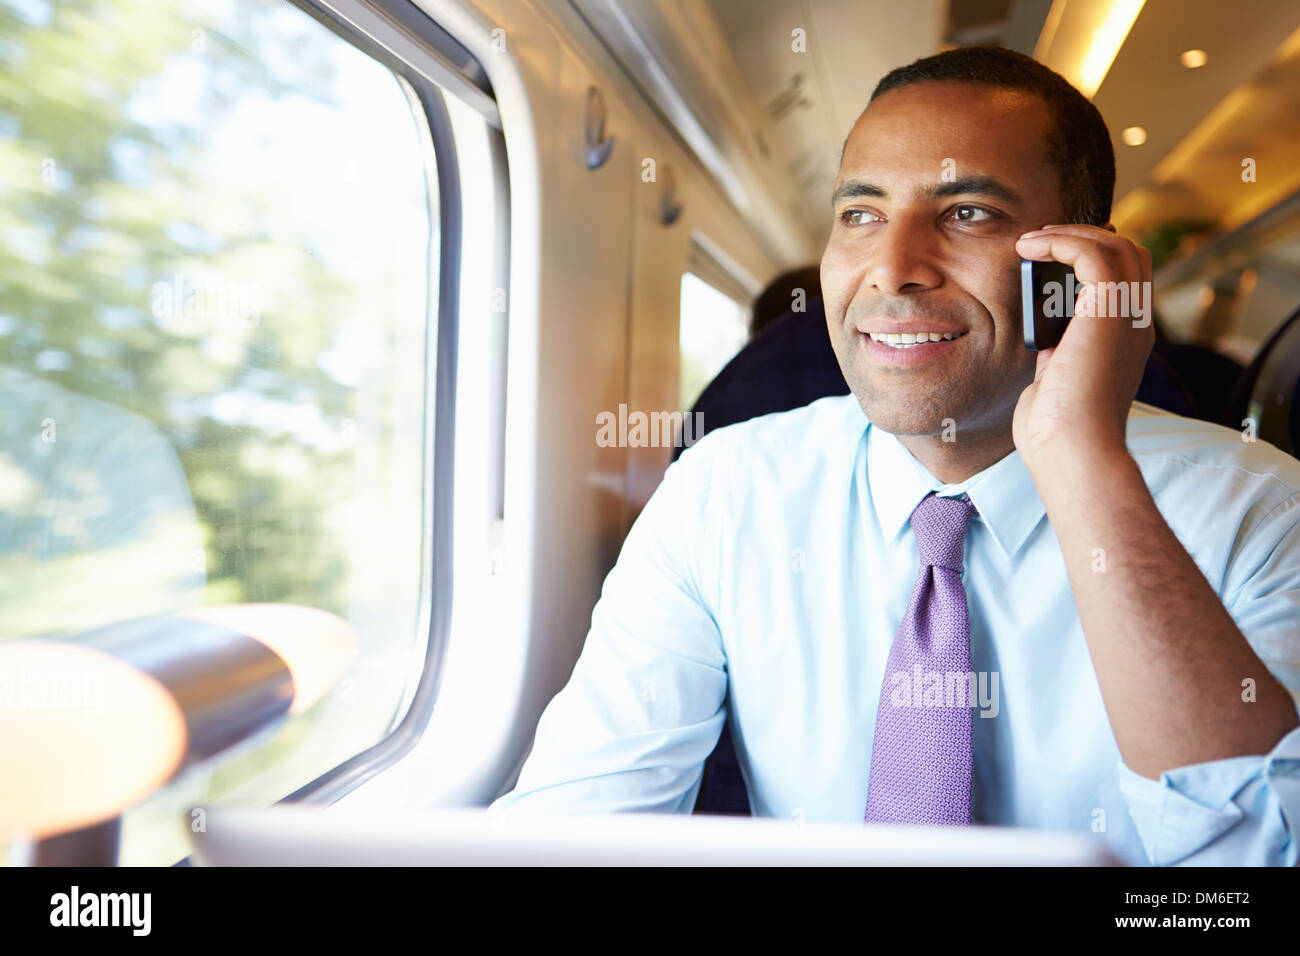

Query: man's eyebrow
[[927, 175, 1023, 205], [830, 180, 885, 206], [830, 175, 1024, 208]]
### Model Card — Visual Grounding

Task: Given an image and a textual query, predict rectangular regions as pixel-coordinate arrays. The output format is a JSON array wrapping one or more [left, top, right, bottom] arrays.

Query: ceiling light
[[1180, 49, 1208, 69], [1121, 126, 1147, 146], [1077, 0, 1147, 96]]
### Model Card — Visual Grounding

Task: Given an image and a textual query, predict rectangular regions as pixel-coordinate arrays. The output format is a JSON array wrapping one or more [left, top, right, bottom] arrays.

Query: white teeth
[[867, 331, 964, 345]]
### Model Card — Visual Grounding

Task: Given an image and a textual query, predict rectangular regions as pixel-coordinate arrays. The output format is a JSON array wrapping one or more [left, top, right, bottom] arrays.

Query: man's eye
[[840, 209, 882, 225], [949, 204, 994, 222]]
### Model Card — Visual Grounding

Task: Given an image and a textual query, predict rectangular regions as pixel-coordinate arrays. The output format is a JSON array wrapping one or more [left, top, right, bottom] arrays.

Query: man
[[492, 47, 1300, 866]]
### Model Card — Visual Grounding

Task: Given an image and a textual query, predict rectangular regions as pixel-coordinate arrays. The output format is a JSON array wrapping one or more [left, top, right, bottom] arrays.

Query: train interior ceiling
[[2, 0, 1300, 865]]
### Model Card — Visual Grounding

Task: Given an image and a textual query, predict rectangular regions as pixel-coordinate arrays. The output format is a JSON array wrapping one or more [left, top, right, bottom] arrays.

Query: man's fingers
[[1016, 227, 1149, 330], [1014, 232, 1136, 285], [1017, 225, 1143, 273]]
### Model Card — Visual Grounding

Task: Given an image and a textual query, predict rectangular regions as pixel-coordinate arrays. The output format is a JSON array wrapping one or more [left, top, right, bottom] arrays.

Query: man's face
[[821, 81, 1068, 438]]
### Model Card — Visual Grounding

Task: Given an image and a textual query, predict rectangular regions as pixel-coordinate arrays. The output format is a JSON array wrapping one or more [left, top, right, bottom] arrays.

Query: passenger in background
[[748, 265, 824, 339]]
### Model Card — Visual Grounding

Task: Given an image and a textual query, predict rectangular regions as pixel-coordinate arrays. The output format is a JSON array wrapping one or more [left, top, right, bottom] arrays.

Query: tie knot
[[910, 493, 977, 571]]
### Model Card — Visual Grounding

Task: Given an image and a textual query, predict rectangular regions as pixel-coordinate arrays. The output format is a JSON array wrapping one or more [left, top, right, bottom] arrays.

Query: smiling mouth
[[865, 330, 968, 349]]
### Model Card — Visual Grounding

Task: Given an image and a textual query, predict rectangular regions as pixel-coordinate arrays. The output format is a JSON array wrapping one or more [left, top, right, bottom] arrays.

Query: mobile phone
[[1021, 259, 1077, 350]]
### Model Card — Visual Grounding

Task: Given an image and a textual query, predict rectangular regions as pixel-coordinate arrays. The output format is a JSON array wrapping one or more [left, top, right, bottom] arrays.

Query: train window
[[0, 0, 441, 863], [1154, 211, 1300, 364], [678, 271, 749, 410]]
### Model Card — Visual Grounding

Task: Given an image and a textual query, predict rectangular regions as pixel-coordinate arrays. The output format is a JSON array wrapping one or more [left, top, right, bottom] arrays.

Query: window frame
[[259, 0, 505, 805]]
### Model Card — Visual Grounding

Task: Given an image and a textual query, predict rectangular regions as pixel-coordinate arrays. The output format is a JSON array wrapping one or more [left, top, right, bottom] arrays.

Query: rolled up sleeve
[[490, 442, 728, 814], [1117, 716, 1300, 865]]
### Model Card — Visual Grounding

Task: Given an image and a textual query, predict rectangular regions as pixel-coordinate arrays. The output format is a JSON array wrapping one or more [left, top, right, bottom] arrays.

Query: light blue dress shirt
[[492, 395, 1300, 866]]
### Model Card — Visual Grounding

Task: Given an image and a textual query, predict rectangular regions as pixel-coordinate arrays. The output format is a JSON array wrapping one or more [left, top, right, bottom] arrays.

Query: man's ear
[[1102, 222, 1118, 234]]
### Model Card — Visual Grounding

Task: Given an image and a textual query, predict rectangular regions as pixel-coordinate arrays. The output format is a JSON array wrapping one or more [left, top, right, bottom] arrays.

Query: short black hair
[[863, 46, 1115, 226], [750, 265, 822, 337]]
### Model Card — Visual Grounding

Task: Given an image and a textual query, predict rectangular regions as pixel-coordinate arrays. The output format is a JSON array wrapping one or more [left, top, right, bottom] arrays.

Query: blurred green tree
[[0, 0, 421, 627], [0, 0, 432, 863]]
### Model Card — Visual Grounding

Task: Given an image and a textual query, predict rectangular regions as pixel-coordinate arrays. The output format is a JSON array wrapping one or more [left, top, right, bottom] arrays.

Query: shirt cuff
[[1116, 722, 1300, 866]]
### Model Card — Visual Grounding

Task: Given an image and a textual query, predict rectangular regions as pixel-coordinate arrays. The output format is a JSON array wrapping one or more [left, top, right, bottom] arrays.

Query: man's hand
[[1011, 224, 1155, 472]]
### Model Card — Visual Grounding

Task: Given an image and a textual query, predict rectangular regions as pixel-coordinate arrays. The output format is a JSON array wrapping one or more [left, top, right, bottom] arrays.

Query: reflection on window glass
[[1154, 219, 1300, 364], [679, 272, 748, 411], [0, 0, 435, 863]]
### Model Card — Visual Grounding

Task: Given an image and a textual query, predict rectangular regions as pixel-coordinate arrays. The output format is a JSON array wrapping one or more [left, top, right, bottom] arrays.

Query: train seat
[[1229, 303, 1300, 457]]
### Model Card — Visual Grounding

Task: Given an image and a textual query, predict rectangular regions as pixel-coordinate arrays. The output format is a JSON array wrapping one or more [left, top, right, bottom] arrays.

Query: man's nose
[[862, 213, 943, 296]]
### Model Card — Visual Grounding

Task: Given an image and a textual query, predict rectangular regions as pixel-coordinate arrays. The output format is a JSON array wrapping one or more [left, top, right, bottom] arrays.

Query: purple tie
[[864, 493, 978, 826]]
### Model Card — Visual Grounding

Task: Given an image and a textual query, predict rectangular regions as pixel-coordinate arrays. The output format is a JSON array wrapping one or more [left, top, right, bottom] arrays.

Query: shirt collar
[[858, 412, 1046, 561]]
